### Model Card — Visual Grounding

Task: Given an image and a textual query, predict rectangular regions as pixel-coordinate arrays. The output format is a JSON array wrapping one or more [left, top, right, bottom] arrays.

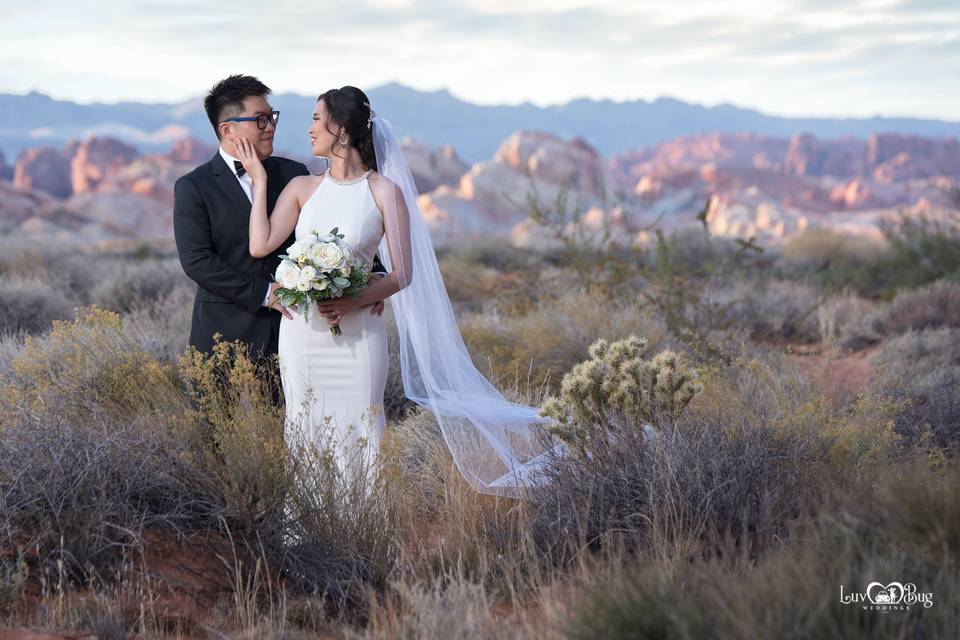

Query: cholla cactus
[[540, 335, 702, 448]]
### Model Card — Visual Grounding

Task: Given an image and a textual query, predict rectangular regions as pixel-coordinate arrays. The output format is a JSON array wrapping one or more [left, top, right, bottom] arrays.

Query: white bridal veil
[[371, 114, 563, 498]]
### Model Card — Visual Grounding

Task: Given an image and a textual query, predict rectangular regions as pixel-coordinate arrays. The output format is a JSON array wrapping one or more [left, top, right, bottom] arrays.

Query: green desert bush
[[871, 328, 960, 452], [784, 213, 960, 297], [0, 276, 76, 335]]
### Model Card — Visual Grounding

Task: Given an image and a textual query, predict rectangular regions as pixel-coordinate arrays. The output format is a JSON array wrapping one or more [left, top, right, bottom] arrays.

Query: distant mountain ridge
[[1, 83, 958, 162]]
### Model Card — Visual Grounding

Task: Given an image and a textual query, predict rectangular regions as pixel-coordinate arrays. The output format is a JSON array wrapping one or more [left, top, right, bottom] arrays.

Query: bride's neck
[[327, 153, 367, 181]]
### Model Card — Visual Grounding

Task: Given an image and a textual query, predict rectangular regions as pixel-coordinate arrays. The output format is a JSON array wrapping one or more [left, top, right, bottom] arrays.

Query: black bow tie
[[233, 160, 246, 177]]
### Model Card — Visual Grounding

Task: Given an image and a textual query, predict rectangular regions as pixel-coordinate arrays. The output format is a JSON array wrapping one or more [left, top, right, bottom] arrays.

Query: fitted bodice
[[295, 171, 383, 263]]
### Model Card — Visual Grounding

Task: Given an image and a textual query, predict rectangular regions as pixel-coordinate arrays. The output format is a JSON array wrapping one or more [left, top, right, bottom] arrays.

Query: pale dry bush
[[0, 276, 76, 335], [781, 227, 882, 270], [529, 347, 900, 565], [563, 459, 959, 640], [871, 327, 960, 452], [0, 236, 117, 303], [460, 288, 667, 389], [883, 279, 960, 335], [817, 290, 883, 350], [703, 278, 820, 343], [119, 281, 193, 364], [92, 257, 191, 313], [356, 572, 532, 640]]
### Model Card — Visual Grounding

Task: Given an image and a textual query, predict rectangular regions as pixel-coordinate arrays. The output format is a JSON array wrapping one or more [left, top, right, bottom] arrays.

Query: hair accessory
[[363, 101, 376, 129]]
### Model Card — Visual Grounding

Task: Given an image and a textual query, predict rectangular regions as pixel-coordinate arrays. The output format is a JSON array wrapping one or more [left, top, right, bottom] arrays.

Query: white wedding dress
[[278, 169, 388, 479]]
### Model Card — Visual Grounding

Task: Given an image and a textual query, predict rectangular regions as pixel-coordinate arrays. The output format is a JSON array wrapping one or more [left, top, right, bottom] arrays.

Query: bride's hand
[[235, 137, 267, 184], [317, 297, 361, 326]]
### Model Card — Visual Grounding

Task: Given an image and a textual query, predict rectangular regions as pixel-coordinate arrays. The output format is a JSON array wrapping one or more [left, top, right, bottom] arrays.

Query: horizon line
[[3, 83, 959, 126]]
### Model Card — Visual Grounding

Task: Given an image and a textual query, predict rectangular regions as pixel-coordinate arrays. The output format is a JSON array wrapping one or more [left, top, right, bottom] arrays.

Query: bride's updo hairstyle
[[317, 86, 378, 171]]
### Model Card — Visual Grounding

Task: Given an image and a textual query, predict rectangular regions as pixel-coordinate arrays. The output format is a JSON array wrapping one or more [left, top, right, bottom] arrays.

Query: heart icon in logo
[[866, 582, 905, 604]]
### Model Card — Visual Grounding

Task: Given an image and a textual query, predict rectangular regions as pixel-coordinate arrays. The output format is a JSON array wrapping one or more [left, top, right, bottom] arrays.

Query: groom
[[174, 74, 383, 361]]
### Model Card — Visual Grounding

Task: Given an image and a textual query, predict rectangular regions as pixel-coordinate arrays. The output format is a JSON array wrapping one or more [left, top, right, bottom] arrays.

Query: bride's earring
[[339, 132, 348, 149]]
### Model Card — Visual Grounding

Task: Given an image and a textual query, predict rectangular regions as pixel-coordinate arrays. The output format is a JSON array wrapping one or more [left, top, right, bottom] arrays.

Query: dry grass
[[1, 235, 958, 638]]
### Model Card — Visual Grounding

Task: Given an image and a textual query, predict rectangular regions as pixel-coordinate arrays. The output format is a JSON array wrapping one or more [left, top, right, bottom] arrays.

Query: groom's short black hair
[[204, 74, 272, 140]]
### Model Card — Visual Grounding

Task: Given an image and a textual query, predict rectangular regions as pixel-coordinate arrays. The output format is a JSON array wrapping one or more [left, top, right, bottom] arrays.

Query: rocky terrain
[[1, 130, 957, 248]]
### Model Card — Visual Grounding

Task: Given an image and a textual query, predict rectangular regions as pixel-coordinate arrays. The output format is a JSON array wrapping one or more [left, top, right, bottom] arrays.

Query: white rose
[[312, 277, 330, 291], [312, 243, 345, 271], [276, 261, 301, 289], [300, 265, 318, 282], [296, 279, 312, 292], [287, 239, 311, 260]]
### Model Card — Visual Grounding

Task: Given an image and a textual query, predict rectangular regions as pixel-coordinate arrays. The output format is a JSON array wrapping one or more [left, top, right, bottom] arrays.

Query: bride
[[235, 86, 559, 497]]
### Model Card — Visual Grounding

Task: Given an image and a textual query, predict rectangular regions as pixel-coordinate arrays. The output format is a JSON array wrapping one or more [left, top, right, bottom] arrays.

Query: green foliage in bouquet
[[539, 335, 703, 455], [273, 227, 371, 335]]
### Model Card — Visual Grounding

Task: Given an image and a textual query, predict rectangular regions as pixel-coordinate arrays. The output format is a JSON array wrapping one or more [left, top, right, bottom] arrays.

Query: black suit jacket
[[174, 152, 309, 359]]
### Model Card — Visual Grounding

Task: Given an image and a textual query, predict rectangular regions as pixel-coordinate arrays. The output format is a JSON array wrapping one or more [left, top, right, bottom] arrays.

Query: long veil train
[[371, 114, 563, 498]]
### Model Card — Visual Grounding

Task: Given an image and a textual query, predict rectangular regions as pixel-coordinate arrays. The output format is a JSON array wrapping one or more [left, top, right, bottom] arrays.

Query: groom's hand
[[369, 301, 385, 316], [267, 283, 293, 319]]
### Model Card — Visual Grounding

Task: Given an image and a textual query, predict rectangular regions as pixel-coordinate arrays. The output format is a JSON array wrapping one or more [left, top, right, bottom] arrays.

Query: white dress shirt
[[219, 146, 272, 307]]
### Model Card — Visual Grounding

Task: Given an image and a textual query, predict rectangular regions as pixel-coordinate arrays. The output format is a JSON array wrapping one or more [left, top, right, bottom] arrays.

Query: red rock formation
[[13, 147, 72, 198], [400, 139, 469, 193], [783, 133, 865, 178], [493, 131, 608, 195], [69, 136, 139, 194], [167, 137, 217, 165]]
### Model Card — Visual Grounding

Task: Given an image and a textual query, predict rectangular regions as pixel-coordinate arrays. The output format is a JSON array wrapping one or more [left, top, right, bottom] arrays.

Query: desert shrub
[[882, 279, 960, 335], [357, 572, 526, 640], [563, 459, 959, 640], [539, 336, 701, 452], [705, 278, 821, 344], [383, 308, 416, 422], [0, 276, 75, 334], [0, 334, 24, 383], [3, 307, 184, 424], [785, 213, 960, 298], [781, 227, 880, 271], [530, 346, 900, 564], [92, 258, 189, 313], [817, 291, 883, 350], [0, 413, 222, 586], [460, 289, 666, 389], [119, 281, 193, 364], [871, 328, 960, 452], [0, 236, 116, 303], [179, 338, 402, 606]]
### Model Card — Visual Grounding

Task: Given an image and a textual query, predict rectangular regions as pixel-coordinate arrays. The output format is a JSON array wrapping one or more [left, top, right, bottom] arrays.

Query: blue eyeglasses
[[222, 111, 280, 129]]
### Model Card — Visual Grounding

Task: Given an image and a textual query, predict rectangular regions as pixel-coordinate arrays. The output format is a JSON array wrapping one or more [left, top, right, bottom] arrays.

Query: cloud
[[0, 0, 956, 120]]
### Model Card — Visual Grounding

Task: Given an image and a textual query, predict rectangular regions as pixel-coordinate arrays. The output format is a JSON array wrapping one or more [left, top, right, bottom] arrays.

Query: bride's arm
[[235, 137, 305, 258]]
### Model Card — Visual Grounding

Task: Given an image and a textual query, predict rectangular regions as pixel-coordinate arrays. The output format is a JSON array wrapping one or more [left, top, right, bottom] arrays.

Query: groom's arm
[[173, 174, 271, 312]]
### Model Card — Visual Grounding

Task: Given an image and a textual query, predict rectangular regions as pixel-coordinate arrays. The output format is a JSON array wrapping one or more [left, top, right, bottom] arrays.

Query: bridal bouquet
[[272, 227, 371, 335]]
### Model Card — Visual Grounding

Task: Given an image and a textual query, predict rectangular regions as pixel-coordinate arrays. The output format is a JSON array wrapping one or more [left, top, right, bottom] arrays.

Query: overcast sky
[[1, 0, 957, 119]]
